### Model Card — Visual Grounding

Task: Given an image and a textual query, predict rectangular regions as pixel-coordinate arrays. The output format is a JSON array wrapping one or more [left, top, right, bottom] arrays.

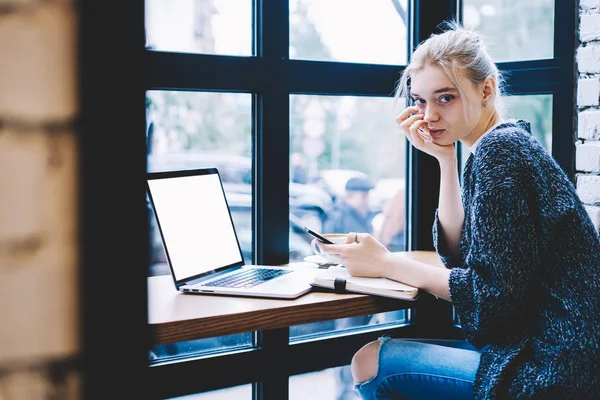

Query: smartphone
[[303, 227, 335, 244]]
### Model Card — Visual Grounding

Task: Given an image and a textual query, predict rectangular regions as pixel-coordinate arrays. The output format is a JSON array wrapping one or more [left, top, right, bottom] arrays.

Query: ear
[[481, 76, 496, 104]]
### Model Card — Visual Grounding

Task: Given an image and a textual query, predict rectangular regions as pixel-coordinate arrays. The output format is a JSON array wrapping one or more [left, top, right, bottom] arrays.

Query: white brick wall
[[578, 4, 600, 234], [577, 43, 600, 73], [577, 174, 600, 204], [585, 205, 600, 232], [581, 14, 600, 41], [581, 0, 600, 12], [578, 109, 600, 139], [576, 141, 600, 172], [577, 78, 600, 106]]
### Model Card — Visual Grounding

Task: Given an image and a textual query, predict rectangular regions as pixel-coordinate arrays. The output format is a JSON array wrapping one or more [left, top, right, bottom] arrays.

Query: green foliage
[[147, 90, 252, 157]]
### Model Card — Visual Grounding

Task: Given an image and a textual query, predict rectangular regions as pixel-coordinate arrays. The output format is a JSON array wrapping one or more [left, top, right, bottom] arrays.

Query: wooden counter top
[[148, 251, 442, 345]]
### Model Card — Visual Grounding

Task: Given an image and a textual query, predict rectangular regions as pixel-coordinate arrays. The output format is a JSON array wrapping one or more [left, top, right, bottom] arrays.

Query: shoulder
[[477, 120, 542, 160], [472, 120, 553, 185]]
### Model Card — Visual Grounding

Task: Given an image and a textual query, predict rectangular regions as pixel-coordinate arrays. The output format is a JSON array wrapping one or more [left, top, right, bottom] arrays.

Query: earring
[[483, 102, 487, 108]]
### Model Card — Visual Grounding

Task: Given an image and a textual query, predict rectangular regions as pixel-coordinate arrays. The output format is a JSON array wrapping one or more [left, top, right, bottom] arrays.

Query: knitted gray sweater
[[433, 120, 600, 399]]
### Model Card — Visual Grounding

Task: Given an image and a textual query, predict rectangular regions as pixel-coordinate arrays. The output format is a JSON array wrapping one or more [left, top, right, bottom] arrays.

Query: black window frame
[[78, 0, 577, 398]]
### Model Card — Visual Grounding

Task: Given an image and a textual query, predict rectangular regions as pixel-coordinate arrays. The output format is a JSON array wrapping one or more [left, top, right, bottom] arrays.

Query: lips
[[428, 128, 445, 138]]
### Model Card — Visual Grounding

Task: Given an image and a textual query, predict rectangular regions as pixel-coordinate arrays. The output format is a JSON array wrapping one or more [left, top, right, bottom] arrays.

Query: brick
[[581, 0, 600, 11], [578, 110, 600, 140], [576, 174, 600, 204], [577, 44, 600, 74], [581, 14, 600, 42], [577, 78, 600, 106], [584, 205, 600, 234], [576, 141, 600, 172]]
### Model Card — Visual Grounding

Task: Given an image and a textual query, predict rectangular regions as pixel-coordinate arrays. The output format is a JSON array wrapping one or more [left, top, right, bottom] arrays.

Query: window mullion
[[255, 328, 290, 400], [409, 0, 456, 332]]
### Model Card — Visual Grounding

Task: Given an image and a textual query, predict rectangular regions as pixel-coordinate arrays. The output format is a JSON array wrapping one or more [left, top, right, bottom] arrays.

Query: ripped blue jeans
[[354, 338, 483, 400]]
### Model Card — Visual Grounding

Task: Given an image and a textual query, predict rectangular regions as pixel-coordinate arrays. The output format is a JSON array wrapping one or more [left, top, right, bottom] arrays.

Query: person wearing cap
[[323, 176, 377, 236]]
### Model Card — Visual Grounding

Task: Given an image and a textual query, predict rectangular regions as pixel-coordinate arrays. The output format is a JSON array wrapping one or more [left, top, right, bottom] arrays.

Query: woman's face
[[409, 65, 485, 147]]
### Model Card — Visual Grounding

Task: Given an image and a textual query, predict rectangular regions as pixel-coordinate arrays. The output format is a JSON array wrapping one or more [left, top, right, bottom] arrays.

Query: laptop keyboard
[[204, 268, 292, 289]]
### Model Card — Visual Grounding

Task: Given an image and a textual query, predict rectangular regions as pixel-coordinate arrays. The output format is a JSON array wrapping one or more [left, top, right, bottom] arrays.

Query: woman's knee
[[351, 340, 381, 384]]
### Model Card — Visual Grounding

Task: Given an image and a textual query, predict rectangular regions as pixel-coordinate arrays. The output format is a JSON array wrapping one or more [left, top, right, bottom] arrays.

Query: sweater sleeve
[[432, 208, 464, 267], [449, 184, 540, 348]]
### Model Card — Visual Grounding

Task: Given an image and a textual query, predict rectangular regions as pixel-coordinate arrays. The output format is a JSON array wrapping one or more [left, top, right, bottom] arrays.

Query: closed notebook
[[311, 266, 419, 300]]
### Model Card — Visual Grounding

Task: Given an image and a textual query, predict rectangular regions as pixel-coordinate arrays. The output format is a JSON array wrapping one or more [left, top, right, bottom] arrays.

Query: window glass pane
[[502, 94, 553, 151], [290, 311, 407, 340], [463, 0, 554, 62], [290, 365, 359, 400], [289, 93, 407, 337], [146, 91, 253, 274], [145, 0, 252, 56], [166, 384, 252, 399], [290, 0, 408, 65], [150, 333, 253, 363], [290, 95, 406, 261]]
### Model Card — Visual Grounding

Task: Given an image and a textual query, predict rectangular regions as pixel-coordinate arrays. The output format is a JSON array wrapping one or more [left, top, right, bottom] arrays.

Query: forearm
[[437, 156, 464, 255], [383, 252, 451, 301]]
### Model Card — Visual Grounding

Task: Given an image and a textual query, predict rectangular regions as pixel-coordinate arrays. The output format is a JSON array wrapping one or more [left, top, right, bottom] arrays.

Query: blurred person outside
[[372, 188, 405, 252], [323, 176, 377, 235], [291, 152, 308, 184]]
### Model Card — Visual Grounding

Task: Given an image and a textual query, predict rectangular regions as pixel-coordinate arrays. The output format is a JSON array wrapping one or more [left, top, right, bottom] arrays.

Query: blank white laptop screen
[[148, 173, 243, 282]]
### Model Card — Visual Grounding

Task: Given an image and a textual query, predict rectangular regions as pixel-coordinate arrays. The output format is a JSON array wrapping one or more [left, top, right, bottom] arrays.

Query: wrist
[[380, 251, 400, 279], [438, 155, 458, 175], [438, 152, 457, 167]]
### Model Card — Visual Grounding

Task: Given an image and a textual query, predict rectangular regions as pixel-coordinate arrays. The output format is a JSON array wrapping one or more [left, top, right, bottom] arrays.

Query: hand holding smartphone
[[304, 227, 335, 244]]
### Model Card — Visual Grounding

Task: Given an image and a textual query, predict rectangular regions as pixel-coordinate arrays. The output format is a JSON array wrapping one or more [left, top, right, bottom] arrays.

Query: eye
[[439, 95, 454, 104], [412, 97, 425, 105]]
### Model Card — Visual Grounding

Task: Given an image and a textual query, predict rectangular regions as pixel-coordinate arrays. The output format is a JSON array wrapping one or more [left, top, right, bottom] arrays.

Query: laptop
[[146, 168, 315, 299]]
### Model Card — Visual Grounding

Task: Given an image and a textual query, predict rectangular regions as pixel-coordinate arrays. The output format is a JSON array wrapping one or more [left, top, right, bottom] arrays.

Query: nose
[[423, 105, 439, 123]]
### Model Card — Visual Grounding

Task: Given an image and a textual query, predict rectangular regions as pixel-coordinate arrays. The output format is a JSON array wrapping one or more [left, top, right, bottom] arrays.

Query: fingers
[[319, 242, 345, 254], [417, 125, 433, 143], [410, 119, 432, 144], [321, 232, 362, 255], [398, 113, 424, 132], [345, 232, 359, 244], [344, 232, 357, 244], [396, 105, 440, 149], [407, 119, 429, 145], [355, 233, 369, 243], [395, 106, 420, 124], [396, 107, 431, 146]]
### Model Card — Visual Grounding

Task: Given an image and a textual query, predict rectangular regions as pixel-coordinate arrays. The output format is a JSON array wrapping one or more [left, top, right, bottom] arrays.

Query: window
[[290, 311, 407, 340], [503, 94, 553, 151], [142, 0, 574, 398], [150, 333, 253, 363], [463, 0, 554, 61], [145, 0, 252, 56], [290, 94, 407, 264], [289, 365, 360, 400], [289, 94, 408, 338], [290, 0, 408, 65], [167, 385, 252, 399]]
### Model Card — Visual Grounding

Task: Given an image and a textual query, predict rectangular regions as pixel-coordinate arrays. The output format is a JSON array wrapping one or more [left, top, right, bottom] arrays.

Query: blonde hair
[[396, 20, 505, 118]]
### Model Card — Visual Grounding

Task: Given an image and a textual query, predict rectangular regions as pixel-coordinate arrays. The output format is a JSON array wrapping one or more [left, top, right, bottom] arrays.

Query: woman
[[319, 22, 600, 399]]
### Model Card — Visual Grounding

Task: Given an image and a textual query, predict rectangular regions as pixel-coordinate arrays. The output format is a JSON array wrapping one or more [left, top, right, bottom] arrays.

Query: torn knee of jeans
[[353, 335, 390, 388], [378, 335, 391, 345]]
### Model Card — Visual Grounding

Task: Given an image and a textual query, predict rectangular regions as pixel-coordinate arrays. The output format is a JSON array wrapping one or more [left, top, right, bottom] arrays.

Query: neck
[[461, 110, 501, 148]]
